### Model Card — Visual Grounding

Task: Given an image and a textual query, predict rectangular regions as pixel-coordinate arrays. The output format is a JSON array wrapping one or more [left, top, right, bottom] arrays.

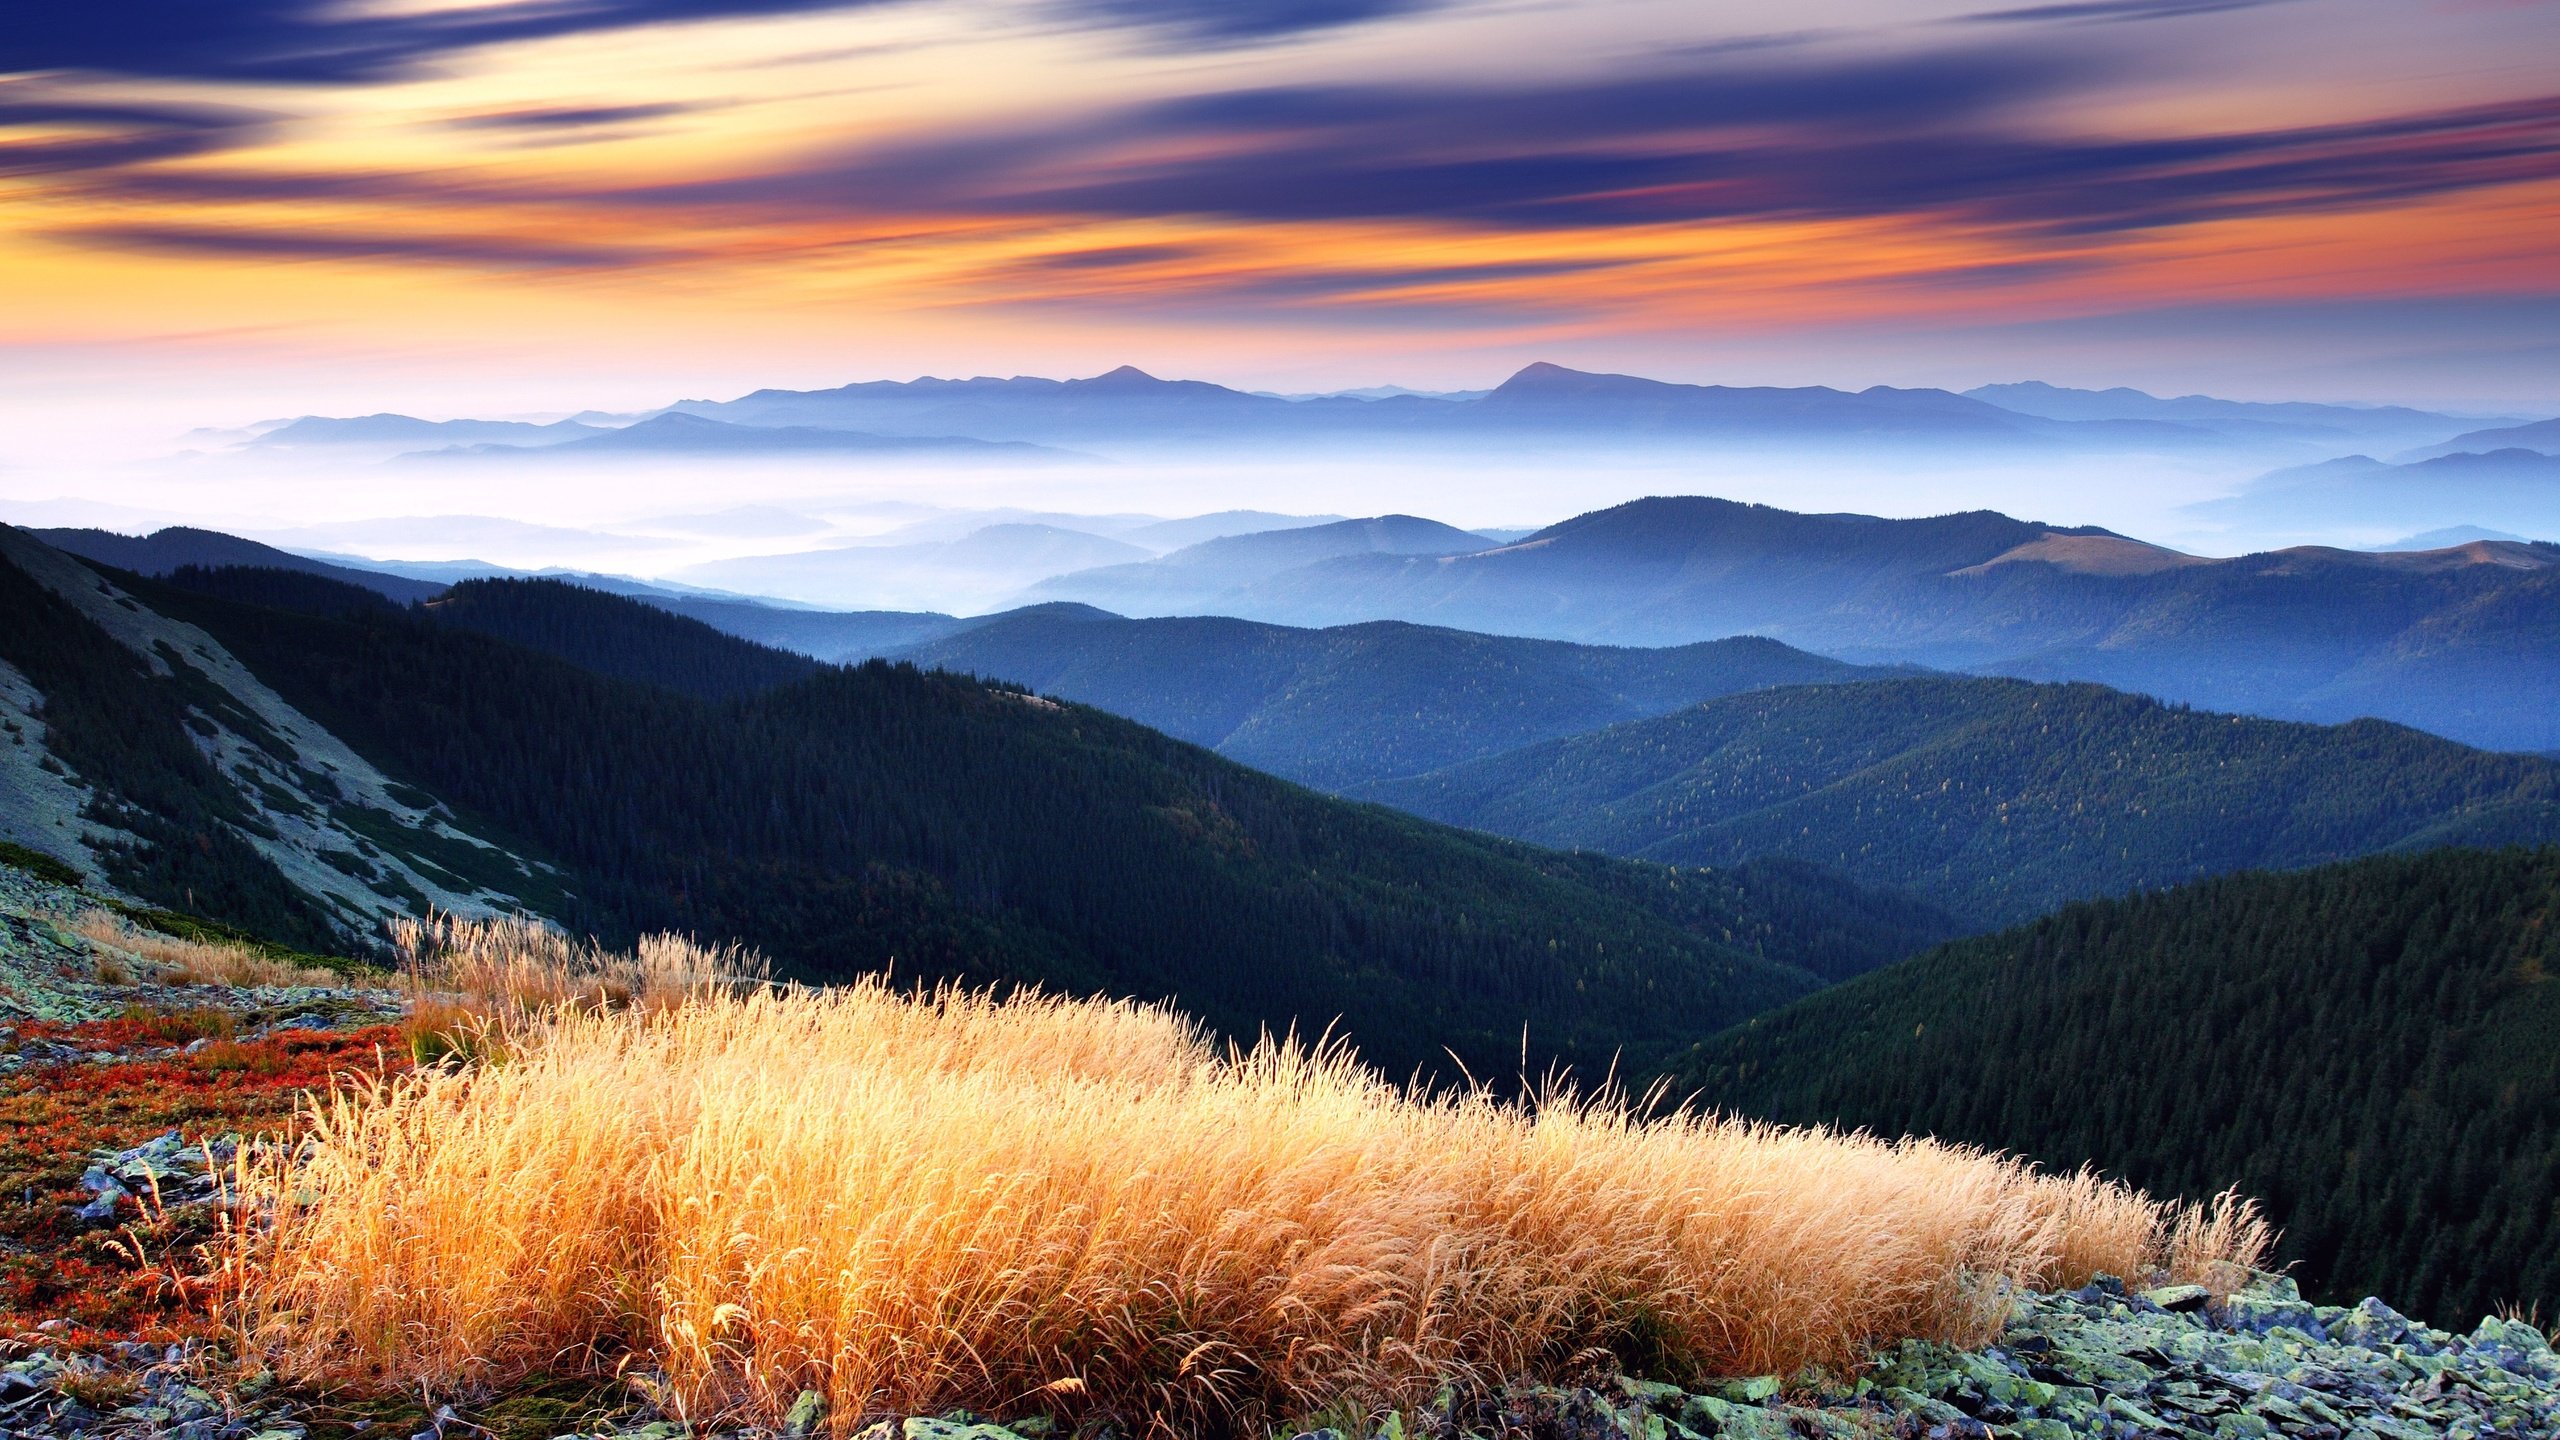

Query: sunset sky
[[4, 0, 2558, 448]]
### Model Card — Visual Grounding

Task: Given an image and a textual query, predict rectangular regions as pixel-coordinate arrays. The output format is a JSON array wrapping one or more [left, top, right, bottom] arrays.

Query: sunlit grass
[[72, 910, 346, 989], [223, 925, 2268, 1437]]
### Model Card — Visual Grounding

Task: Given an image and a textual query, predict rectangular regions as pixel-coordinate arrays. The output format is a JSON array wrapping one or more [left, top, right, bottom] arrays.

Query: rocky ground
[[5, 851, 2558, 1439], [7, 1270, 2555, 1439], [0, 862, 400, 1034]]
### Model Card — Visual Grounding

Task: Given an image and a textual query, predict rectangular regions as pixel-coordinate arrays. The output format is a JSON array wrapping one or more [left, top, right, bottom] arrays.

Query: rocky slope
[[0, 526, 560, 947]]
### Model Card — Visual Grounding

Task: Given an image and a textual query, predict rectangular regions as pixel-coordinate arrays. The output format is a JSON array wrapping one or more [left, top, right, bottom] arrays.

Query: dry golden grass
[[391, 912, 768, 1019], [71, 911, 344, 989], [224, 955, 2269, 1438]]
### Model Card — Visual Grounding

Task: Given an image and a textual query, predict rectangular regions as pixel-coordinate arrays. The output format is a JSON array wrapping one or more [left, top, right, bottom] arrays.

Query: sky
[[0, 0, 2555, 496]]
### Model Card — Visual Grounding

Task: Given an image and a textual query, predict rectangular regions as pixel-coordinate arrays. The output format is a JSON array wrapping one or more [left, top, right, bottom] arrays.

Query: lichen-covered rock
[[7, 1275, 2554, 1439]]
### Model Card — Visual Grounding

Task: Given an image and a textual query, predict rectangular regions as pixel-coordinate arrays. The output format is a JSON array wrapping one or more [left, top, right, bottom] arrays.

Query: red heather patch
[[0, 1021, 409, 1343]]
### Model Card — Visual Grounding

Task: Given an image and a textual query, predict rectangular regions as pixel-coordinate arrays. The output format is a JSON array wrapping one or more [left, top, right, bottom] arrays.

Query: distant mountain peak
[[1493, 361, 1661, 394], [1505, 361, 1586, 383], [1068, 364, 1191, 392]]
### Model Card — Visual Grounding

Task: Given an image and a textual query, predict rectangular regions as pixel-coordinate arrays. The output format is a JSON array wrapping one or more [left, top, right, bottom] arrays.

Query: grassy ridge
[[1669, 845, 2560, 1328]]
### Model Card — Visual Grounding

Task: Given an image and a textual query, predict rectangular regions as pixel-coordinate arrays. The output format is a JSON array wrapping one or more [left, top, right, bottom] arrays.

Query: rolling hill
[[33, 526, 447, 603], [1666, 845, 2560, 1328], [1359, 676, 2560, 925], [898, 604, 1890, 790], [1016, 514, 1494, 615], [3, 530, 1957, 1079], [677, 524, 1156, 612], [2398, 415, 2560, 461]]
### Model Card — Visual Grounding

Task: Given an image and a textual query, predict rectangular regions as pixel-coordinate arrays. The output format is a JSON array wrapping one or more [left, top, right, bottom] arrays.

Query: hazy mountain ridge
[[45, 495, 2560, 750], [1012, 514, 1500, 615], [1963, 381, 2507, 448], [2397, 415, 2560, 461], [411, 411, 1085, 463], [653, 361, 2236, 455], [1359, 675, 2560, 925], [679, 523, 1159, 612], [253, 414, 608, 449], [2188, 449, 2560, 542], [897, 605, 1898, 790], [1028, 495, 2560, 749]]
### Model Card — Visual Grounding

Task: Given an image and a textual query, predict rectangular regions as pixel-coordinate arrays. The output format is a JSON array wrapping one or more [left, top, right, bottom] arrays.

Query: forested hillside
[[0, 538, 559, 947], [1670, 846, 2560, 1328], [1363, 676, 2560, 924], [421, 577, 822, 701], [0, 548, 343, 948], [900, 605, 1884, 789], [102, 561, 1950, 1079]]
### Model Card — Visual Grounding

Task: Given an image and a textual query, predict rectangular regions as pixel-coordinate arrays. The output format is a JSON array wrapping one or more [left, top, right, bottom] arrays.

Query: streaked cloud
[[1958, 0, 2299, 23], [4, 0, 1428, 85], [448, 102, 703, 132], [56, 221, 662, 270], [0, 95, 270, 175], [644, 49, 2560, 238]]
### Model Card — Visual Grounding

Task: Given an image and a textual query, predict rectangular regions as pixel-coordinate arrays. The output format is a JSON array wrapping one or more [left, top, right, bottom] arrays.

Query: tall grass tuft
[[226, 932, 2268, 1437], [391, 911, 769, 1017], [72, 910, 346, 989]]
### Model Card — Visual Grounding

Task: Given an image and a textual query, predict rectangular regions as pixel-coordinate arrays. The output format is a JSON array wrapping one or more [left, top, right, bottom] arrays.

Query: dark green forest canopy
[[1670, 846, 2560, 1330], [1362, 676, 2560, 925], [114, 565, 1956, 1081]]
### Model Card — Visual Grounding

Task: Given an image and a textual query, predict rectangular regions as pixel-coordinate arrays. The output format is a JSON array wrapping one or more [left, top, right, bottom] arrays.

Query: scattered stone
[[3, 1241, 2555, 1440], [2142, 1284, 2213, 1312]]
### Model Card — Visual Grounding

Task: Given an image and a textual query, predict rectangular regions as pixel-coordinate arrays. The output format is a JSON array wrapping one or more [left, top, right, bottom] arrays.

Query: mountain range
[[45, 492, 2560, 753], [1014, 496, 2560, 750], [1961, 381, 2506, 450], [894, 605, 1893, 790], [225, 365, 2537, 469], [677, 523, 1159, 612], [2187, 449, 2560, 541], [407, 411, 1081, 464], [2398, 416, 2560, 461], [1, 527, 1973, 1080], [1360, 676, 2560, 926]]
